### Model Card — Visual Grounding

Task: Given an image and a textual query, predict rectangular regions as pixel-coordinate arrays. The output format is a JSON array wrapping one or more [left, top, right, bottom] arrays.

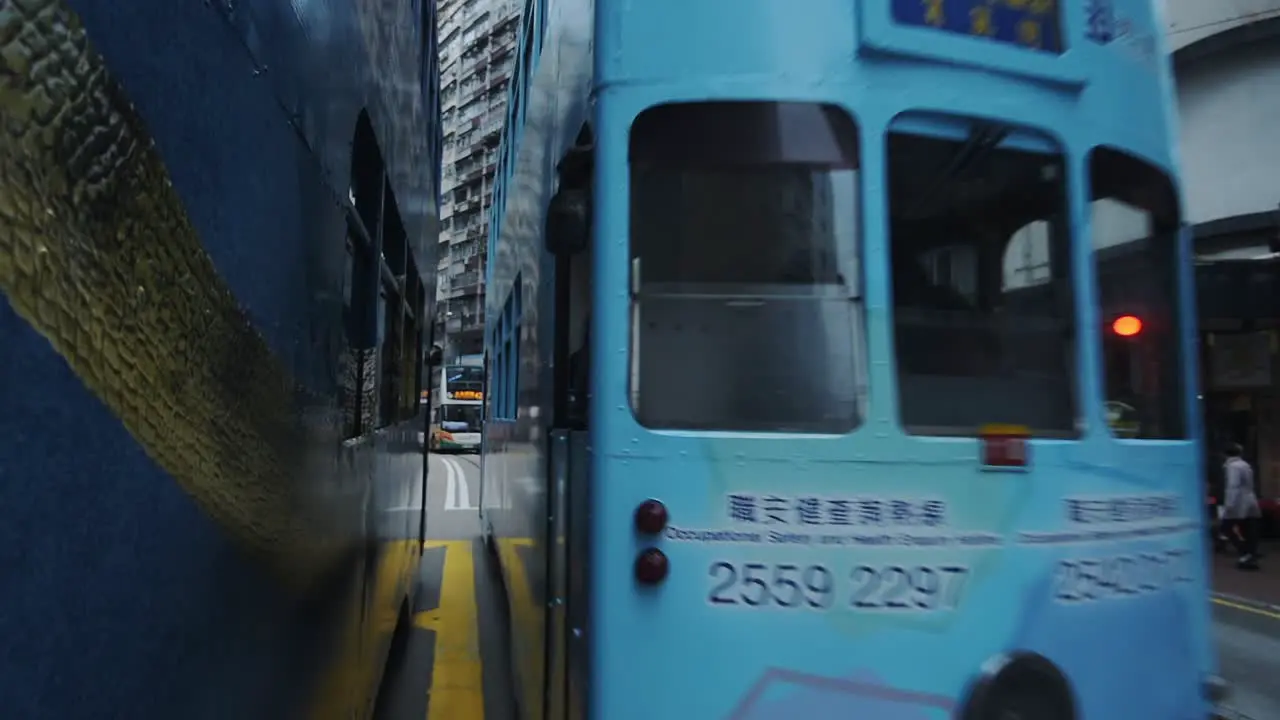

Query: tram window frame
[[378, 284, 400, 428], [1089, 147, 1187, 440], [341, 233, 378, 439], [521, 0, 537, 87], [627, 100, 868, 434], [382, 185, 407, 276], [491, 314, 504, 419], [511, 276, 523, 419], [490, 278, 523, 421], [373, 174, 420, 429], [400, 263, 424, 418], [886, 113, 1079, 438], [343, 114, 386, 439], [412, 270, 427, 411]]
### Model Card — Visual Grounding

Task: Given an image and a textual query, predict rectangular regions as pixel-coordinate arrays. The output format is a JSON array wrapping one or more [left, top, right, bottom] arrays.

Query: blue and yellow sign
[[893, 0, 1064, 54]]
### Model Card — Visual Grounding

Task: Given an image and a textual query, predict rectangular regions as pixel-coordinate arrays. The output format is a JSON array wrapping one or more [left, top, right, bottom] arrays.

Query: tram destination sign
[[891, 0, 1064, 55]]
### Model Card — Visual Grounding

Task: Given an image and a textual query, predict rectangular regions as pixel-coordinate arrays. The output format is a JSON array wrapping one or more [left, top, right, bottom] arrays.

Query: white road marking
[[454, 458, 473, 509], [443, 456, 474, 511], [443, 456, 458, 510]]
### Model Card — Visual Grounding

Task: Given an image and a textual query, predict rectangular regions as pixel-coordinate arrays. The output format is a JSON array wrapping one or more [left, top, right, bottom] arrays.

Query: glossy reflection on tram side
[[482, 0, 1218, 719], [0, 1, 442, 718]]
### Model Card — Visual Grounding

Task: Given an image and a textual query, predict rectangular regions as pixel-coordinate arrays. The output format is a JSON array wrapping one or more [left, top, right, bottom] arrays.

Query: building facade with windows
[[1165, 0, 1280, 495], [434, 0, 521, 360]]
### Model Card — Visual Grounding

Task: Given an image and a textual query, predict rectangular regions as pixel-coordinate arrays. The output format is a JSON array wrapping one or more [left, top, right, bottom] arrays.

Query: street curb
[[1212, 590, 1280, 614]]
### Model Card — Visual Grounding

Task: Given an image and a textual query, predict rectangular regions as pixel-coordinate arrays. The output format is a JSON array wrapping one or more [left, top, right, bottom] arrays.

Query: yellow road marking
[[416, 541, 485, 720], [496, 538, 540, 719], [1212, 596, 1280, 621], [309, 540, 420, 720]]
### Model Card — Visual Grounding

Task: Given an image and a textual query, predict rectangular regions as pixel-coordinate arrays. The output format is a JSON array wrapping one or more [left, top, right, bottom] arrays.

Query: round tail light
[[634, 548, 669, 585], [634, 498, 669, 535]]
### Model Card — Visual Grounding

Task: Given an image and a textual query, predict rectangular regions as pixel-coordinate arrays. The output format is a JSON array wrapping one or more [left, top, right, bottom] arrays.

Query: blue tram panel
[[482, 0, 1216, 719], [0, 0, 439, 717]]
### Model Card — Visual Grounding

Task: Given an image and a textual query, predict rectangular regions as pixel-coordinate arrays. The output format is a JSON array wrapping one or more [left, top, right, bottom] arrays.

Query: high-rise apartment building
[[434, 0, 520, 359]]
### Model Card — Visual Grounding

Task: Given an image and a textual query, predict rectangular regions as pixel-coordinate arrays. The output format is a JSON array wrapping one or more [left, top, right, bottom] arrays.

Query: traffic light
[[1111, 314, 1143, 337]]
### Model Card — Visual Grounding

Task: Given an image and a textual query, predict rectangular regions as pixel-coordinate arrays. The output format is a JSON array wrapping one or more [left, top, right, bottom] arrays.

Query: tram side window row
[[625, 105, 1186, 440], [340, 113, 428, 439], [886, 116, 1185, 439]]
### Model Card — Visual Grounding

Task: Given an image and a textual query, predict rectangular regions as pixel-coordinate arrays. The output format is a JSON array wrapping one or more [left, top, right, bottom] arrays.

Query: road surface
[[1213, 596, 1280, 720], [375, 452, 511, 720]]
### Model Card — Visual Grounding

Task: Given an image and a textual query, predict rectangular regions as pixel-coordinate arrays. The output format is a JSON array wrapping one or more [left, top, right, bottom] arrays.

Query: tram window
[[510, 276, 523, 419], [344, 114, 385, 438], [412, 322, 425, 410], [401, 269, 423, 418], [381, 185, 407, 275], [491, 282, 522, 421], [340, 237, 374, 439], [411, 276, 427, 407], [378, 285, 403, 428], [628, 101, 866, 433], [1090, 147, 1186, 439], [887, 114, 1077, 436]]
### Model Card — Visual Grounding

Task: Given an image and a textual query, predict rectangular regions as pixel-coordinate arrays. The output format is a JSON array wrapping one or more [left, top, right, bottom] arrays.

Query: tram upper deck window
[[887, 114, 1077, 436], [1090, 148, 1186, 439], [627, 101, 866, 433]]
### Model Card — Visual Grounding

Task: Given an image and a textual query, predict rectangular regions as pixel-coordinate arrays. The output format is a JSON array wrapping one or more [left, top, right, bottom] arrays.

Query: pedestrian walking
[[1222, 443, 1262, 570]]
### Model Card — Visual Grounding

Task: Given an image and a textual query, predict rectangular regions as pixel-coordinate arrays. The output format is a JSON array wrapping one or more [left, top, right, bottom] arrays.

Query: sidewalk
[[1212, 540, 1280, 610]]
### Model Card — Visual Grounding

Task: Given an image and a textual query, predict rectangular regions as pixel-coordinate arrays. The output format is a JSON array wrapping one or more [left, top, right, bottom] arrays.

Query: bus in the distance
[[430, 364, 484, 452], [481, 0, 1221, 718]]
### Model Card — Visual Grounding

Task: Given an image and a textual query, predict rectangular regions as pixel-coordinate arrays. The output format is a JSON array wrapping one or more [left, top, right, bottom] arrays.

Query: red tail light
[[634, 498, 669, 535], [634, 548, 669, 585]]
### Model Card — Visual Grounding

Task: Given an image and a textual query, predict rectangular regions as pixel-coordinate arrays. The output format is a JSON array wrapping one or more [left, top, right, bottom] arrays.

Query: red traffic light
[[1112, 315, 1142, 337]]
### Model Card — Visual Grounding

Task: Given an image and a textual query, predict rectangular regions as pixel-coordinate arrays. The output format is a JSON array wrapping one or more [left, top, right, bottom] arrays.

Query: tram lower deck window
[[887, 113, 1078, 436], [627, 101, 866, 433], [1090, 147, 1186, 439]]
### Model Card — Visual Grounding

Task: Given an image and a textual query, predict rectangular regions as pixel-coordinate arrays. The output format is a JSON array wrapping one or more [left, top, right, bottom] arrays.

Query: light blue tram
[[481, 0, 1218, 718]]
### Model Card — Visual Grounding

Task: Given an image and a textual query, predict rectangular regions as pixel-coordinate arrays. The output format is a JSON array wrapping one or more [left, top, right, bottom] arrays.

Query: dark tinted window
[[445, 366, 485, 387], [1090, 147, 1186, 439], [628, 101, 866, 433], [440, 404, 482, 431], [887, 114, 1077, 436]]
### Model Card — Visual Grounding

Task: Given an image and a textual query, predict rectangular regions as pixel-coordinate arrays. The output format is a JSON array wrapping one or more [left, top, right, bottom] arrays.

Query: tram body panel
[[590, 452, 1204, 718], [480, 0, 596, 717], [0, 0, 439, 718]]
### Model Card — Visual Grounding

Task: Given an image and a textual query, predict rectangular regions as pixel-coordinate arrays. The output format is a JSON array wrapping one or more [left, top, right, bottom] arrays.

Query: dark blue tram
[[0, 1, 442, 717]]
